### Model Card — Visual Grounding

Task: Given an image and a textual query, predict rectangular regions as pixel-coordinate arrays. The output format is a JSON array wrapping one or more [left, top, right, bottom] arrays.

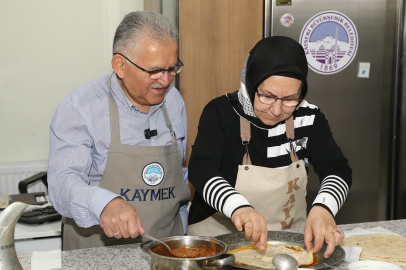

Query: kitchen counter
[[18, 219, 406, 270]]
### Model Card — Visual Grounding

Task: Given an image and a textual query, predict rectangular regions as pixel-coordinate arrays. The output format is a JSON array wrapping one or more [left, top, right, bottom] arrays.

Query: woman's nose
[[270, 99, 283, 116]]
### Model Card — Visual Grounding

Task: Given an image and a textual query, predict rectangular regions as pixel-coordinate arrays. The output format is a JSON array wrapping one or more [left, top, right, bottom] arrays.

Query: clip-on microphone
[[144, 129, 158, 139]]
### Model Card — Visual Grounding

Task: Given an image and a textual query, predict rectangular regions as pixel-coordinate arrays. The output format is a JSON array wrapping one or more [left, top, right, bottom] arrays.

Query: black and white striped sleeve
[[312, 175, 349, 216], [203, 176, 251, 218]]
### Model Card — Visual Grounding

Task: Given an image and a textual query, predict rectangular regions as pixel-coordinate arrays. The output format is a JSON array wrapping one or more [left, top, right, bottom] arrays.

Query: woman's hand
[[304, 206, 345, 258], [231, 207, 268, 250]]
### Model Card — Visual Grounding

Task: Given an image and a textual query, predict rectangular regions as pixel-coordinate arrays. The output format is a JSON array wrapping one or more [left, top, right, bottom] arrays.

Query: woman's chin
[[259, 116, 281, 126]]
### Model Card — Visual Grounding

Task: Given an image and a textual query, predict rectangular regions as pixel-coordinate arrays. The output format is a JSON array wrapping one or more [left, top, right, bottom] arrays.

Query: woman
[[188, 36, 352, 258]]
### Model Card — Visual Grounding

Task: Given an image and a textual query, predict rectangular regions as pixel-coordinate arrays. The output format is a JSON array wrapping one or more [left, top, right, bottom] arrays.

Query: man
[[48, 11, 190, 250]]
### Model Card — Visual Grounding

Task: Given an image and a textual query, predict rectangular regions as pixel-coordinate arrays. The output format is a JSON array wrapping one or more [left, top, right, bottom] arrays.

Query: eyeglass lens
[[258, 95, 300, 107], [149, 65, 182, 80]]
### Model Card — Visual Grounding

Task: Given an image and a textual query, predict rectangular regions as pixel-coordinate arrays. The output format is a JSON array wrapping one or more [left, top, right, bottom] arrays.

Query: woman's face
[[253, 75, 302, 126]]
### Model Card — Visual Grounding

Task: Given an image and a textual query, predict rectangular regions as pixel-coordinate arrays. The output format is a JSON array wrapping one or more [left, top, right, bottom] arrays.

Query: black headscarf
[[228, 36, 308, 129]]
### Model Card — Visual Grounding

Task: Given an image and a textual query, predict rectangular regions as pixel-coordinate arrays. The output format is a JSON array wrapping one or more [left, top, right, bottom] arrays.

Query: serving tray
[[215, 230, 345, 270]]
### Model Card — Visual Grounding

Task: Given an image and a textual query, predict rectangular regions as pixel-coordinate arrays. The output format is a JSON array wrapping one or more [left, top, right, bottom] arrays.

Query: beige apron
[[62, 75, 190, 250], [188, 116, 307, 236]]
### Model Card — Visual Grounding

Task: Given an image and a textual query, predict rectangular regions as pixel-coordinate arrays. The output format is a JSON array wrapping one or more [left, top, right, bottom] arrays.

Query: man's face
[[117, 37, 178, 112]]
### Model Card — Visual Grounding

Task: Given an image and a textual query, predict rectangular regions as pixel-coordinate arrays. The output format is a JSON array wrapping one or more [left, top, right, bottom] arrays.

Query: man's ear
[[112, 54, 126, 79]]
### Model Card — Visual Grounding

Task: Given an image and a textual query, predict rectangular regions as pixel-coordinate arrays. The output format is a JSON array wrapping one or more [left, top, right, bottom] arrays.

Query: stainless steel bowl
[[140, 235, 235, 270]]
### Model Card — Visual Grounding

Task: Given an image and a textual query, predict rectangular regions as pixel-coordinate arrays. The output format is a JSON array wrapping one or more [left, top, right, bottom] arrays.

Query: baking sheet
[[215, 230, 345, 269]]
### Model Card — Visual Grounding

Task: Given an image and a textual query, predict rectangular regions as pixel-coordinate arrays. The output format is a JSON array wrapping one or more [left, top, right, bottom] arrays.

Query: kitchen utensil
[[140, 235, 235, 270], [141, 233, 172, 252], [272, 254, 299, 270], [0, 202, 29, 270]]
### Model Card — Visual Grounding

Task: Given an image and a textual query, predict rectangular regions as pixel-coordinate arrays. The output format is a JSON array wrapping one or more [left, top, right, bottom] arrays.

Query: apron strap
[[239, 115, 299, 165], [107, 75, 121, 146], [240, 117, 252, 165], [106, 74, 177, 145], [285, 116, 299, 162], [161, 104, 177, 145]]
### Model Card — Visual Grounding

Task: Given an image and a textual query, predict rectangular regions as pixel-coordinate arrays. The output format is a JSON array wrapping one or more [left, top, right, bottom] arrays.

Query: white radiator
[[0, 161, 48, 195]]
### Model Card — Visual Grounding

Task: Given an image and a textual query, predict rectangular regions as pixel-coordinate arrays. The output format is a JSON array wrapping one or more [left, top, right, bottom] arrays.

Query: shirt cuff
[[223, 194, 251, 218], [88, 189, 121, 224], [312, 193, 339, 216]]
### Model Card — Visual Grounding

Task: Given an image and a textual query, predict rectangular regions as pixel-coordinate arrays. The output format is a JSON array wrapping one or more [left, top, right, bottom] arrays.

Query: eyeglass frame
[[113, 52, 184, 79], [256, 90, 302, 108]]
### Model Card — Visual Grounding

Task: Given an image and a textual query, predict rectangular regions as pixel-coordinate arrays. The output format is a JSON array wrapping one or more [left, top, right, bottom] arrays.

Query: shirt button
[[296, 164, 300, 168], [245, 166, 249, 171]]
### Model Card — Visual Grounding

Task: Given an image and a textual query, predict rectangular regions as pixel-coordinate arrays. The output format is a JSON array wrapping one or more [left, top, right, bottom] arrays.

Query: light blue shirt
[[48, 73, 189, 233]]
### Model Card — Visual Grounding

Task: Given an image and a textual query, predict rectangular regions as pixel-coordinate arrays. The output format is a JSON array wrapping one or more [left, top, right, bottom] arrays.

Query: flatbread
[[341, 233, 406, 266], [228, 244, 313, 269]]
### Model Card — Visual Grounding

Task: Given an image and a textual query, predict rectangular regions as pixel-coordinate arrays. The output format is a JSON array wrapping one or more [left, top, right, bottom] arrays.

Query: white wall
[[0, 0, 144, 163]]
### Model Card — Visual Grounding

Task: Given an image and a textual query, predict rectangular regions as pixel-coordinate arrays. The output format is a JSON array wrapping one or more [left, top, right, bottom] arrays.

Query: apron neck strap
[[107, 75, 121, 145], [285, 116, 295, 140], [239, 116, 299, 165], [161, 103, 177, 144], [107, 74, 177, 145], [240, 118, 252, 165], [285, 116, 299, 162]]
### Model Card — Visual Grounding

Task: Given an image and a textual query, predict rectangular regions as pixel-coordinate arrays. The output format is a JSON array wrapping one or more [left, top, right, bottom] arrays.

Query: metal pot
[[140, 235, 235, 270]]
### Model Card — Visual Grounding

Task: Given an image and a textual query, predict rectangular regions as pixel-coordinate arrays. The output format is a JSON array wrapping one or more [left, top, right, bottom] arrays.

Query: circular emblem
[[280, 14, 294, 27], [142, 163, 164, 186], [299, 11, 358, 75]]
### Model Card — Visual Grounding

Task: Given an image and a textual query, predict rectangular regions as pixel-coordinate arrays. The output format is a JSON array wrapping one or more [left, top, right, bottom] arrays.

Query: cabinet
[[178, 0, 263, 196]]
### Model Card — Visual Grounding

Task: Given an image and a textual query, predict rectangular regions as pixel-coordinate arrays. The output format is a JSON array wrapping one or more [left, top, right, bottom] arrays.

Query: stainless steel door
[[265, 0, 400, 223]]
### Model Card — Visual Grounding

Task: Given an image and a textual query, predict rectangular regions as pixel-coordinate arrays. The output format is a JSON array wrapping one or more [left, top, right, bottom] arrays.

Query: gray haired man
[[48, 11, 190, 250]]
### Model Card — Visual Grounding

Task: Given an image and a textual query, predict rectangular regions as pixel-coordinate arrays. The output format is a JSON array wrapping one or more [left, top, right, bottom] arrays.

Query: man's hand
[[304, 206, 345, 258], [231, 207, 268, 250], [100, 197, 145, 238]]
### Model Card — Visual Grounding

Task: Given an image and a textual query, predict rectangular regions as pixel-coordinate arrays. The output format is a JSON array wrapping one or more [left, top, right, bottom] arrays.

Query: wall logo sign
[[142, 163, 164, 186], [299, 11, 358, 75]]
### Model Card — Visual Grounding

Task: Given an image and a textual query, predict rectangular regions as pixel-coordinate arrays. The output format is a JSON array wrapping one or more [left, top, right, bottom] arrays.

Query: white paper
[[31, 249, 62, 270], [344, 226, 401, 238], [357, 62, 371, 78], [24, 202, 53, 212], [342, 246, 363, 262]]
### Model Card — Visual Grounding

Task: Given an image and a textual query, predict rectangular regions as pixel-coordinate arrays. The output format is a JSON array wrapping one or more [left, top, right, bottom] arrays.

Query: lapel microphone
[[144, 129, 158, 139]]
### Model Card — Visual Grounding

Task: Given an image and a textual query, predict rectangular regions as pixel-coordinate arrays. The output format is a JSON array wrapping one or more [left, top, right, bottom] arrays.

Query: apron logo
[[142, 163, 164, 186], [281, 177, 300, 229], [299, 11, 358, 75], [120, 187, 176, 201]]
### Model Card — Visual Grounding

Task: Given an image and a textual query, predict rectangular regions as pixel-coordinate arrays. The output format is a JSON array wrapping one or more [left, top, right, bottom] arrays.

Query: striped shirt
[[48, 73, 189, 232], [188, 95, 352, 224]]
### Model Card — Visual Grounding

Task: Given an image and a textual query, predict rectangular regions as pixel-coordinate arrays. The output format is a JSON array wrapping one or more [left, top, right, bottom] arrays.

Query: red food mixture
[[152, 243, 221, 258]]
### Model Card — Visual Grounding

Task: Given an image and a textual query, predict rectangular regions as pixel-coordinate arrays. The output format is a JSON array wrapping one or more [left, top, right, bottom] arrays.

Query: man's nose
[[157, 71, 172, 86]]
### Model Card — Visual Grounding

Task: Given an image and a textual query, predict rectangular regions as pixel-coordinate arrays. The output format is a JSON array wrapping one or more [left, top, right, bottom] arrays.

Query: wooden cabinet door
[[179, 0, 263, 163], [179, 0, 263, 198]]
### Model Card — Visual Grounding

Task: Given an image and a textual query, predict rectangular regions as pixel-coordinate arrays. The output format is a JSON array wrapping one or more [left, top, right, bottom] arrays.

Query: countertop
[[18, 219, 406, 270]]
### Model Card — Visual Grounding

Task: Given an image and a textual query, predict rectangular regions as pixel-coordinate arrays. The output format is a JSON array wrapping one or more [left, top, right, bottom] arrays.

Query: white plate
[[348, 261, 402, 270]]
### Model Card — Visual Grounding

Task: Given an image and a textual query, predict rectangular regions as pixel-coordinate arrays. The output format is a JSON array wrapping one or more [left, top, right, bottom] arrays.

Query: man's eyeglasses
[[114, 53, 183, 80], [257, 91, 302, 107]]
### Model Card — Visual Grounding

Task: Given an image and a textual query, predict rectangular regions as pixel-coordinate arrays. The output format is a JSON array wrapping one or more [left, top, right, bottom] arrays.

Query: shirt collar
[[110, 73, 169, 115]]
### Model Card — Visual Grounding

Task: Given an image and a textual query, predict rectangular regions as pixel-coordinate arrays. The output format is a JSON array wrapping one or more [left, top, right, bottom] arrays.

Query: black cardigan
[[188, 95, 352, 225]]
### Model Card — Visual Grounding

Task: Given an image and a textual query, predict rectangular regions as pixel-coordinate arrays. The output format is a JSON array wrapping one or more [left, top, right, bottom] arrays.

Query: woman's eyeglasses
[[257, 91, 302, 107]]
